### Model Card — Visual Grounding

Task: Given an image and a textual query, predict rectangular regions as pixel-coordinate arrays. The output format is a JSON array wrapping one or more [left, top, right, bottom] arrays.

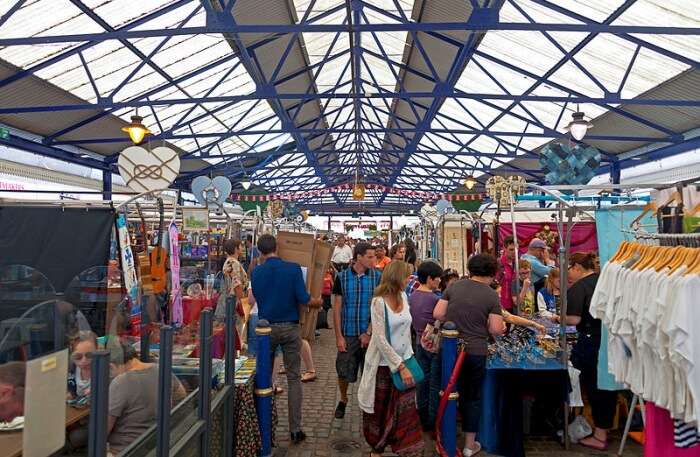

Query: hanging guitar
[[135, 203, 154, 297], [150, 198, 168, 294]]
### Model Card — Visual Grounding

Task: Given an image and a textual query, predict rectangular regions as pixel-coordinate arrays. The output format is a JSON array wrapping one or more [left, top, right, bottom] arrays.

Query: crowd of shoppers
[[234, 229, 614, 456]]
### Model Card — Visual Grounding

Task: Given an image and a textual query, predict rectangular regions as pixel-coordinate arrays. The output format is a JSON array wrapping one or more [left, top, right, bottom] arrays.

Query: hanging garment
[[645, 402, 700, 456], [591, 241, 700, 427], [169, 221, 183, 326], [675, 420, 700, 449]]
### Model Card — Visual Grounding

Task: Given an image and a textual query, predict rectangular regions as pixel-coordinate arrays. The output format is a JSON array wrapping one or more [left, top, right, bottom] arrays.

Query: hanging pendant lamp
[[352, 166, 365, 201], [121, 109, 151, 144], [565, 106, 593, 141]]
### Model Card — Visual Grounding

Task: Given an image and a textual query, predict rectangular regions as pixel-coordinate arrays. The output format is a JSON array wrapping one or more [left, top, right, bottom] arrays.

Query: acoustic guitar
[[135, 203, 154, 296], [150, 198, 168, 294]]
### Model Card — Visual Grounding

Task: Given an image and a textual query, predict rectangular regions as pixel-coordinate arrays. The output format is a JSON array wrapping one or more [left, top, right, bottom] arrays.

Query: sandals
[[578, 434, 608, 451], [301, 371, 317, 383]]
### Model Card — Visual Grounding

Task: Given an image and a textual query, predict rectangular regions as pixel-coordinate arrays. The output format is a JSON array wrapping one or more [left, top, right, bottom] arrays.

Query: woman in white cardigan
[[358, 261, 424, 457]]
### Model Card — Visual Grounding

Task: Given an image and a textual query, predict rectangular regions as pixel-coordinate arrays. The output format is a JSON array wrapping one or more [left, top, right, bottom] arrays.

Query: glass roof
[[0, 0, 698, 205]]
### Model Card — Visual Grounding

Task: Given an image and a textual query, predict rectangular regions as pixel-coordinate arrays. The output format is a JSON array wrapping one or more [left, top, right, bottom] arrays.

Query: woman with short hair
[[433, 254, 506, 457]]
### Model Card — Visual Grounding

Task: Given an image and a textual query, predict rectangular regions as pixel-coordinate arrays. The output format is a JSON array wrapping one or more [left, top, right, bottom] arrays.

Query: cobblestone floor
[[271, 328, 643, 457]]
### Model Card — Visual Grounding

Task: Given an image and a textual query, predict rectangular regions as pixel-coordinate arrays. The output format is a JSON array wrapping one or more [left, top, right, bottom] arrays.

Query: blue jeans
[[415, 344, 441, 432]]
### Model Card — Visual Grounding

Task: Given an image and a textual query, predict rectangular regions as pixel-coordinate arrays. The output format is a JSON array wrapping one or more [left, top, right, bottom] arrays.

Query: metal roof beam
[[0, 135, 109, 171], [0, 0, 194, 90], [3, 24, 700, 47], [51, 128, 668, 145], [208, 0, 343, 204], [6, 92, 699, 116], [529, 0, 700, 68]]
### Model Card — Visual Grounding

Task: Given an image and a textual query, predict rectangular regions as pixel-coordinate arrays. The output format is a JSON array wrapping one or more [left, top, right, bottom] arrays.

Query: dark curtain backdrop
[[0, 206, 114, 293]]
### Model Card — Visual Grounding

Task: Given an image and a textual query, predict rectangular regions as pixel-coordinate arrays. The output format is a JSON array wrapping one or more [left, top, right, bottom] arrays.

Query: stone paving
[[270, 328, 643, 457]]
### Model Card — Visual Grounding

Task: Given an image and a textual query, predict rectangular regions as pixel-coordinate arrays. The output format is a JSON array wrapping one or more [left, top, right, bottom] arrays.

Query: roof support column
[[102, 169, 112, 201]]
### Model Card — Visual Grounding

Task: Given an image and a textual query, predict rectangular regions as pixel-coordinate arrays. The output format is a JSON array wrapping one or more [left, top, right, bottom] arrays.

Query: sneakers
[[334, 401, 347, 419], [463, 442, 482, 457]]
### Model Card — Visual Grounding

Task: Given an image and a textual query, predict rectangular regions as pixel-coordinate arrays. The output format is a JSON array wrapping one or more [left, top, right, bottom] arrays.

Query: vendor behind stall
[[565, 252, 616, 452]]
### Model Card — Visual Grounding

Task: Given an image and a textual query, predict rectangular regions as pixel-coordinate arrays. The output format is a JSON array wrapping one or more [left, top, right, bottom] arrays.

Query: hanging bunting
[[230, 183, 486, 203]]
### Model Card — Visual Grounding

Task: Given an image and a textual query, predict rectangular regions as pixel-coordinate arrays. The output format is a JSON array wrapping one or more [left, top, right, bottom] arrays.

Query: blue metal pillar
[[224, 297, 236, 457], [198, 309, 213, 457], [88, 350, 111, 457], [156, 326, 173, 457], [102, 169, 112, 201], [440, 322, 459, 457], [255, 319, 273, 457], [611, 159, 621, 185]]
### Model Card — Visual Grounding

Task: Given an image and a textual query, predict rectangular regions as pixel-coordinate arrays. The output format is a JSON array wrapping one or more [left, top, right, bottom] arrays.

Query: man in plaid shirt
[[332, 241, 381, 419]]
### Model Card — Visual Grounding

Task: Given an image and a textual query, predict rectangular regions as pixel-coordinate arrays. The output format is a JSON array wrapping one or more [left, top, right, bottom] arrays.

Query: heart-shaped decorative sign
[[117, 146, 180, 193], [539, 143, 601, 188], [435, 199, 453, 216], [191, 176, 232, 206]]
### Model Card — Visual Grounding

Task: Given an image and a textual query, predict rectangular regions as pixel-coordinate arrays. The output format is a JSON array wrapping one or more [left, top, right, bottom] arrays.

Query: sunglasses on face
[[72, 352, 94, 361]]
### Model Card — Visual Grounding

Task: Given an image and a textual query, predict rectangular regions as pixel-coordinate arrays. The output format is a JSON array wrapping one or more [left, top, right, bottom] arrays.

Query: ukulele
[[150, 198, 168, 294], [135, 203, 154, 296]]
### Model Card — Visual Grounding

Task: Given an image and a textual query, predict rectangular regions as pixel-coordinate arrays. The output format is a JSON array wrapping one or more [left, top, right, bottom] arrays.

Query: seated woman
[[66, 331, 98, 450], [67, 331, 98, 400], [107, 340, 186, 454]]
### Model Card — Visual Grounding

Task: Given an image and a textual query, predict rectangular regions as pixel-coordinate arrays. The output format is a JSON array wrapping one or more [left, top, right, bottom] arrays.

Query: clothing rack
[[610, 233, 700, 455]]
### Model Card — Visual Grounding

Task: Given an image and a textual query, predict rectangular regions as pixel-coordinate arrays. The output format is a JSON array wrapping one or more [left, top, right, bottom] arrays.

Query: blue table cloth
[[478, 365, 570, 457]]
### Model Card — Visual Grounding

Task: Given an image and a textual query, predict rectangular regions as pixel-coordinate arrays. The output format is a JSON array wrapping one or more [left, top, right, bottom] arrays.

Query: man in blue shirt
[[521, 238, 553, 284], [332, 242, 380, 419], [250, 234, 322, 445]]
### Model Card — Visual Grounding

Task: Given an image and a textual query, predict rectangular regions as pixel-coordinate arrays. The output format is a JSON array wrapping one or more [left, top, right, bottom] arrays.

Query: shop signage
[[0, 181, 25, 190]]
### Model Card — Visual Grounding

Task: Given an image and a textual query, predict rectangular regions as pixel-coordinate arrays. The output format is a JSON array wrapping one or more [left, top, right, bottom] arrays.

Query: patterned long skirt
[[363, 366, 425, 456]]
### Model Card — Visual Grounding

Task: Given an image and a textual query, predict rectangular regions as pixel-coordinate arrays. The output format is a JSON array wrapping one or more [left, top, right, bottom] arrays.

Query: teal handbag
[[384, 302, 424, 391]]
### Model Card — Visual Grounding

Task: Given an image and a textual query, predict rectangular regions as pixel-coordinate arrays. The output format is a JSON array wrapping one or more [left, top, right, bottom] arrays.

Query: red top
[[496, 255, 515, 310], [322, 272, 334, 296]]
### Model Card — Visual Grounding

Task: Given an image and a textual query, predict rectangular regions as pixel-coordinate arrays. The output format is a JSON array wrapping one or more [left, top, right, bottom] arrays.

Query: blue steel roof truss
[[0, 0, 699, 211]]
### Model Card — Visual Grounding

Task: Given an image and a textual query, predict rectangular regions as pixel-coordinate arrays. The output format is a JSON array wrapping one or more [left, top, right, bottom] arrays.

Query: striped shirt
[[674, 420, 700, 448], [333, 267, 381, 337]]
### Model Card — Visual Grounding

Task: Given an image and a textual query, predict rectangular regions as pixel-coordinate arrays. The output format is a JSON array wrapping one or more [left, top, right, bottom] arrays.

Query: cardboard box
[[308, 240, 333, 297], [276, 232, 333, 297], [277, 231, 315, 268]]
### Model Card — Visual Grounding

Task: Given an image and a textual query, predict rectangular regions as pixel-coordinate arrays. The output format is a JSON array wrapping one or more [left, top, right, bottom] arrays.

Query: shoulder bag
[[384, 302, 424, 391], [420, 320, 442, 353]]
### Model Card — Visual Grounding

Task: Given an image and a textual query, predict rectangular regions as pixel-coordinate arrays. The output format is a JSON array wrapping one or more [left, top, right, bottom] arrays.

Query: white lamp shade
[[241, 179, 251, 190], [569, 123, 589, 141]]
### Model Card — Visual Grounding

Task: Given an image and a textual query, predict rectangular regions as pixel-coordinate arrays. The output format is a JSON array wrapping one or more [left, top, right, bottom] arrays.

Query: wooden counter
[[0, 406, 89, 457]]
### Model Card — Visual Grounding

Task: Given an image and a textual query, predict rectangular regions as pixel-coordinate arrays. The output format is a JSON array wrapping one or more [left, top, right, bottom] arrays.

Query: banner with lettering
[[116, 214, 139, 303]]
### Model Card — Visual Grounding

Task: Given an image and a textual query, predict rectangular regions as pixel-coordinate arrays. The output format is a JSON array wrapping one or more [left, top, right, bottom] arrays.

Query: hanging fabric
[[169, 221, 183, 326]]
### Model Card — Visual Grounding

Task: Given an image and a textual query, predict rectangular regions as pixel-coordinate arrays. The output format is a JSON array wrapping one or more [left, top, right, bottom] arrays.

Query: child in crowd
[[512, 259, 535, 315], [537, 268, 561, 321]]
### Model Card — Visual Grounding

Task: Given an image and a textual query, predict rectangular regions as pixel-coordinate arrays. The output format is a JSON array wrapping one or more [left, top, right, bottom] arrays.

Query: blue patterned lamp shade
[[539, 143, 602, 187]]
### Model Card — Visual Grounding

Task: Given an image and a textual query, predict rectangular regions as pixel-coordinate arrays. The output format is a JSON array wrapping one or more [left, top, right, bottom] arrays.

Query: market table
[[0, 406, 89, 457], [478, 358, 570, 457]]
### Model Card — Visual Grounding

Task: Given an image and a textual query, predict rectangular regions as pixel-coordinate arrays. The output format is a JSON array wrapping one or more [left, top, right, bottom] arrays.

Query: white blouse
[[379, 298, 414, 366], [358, 293, 412, 414]]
